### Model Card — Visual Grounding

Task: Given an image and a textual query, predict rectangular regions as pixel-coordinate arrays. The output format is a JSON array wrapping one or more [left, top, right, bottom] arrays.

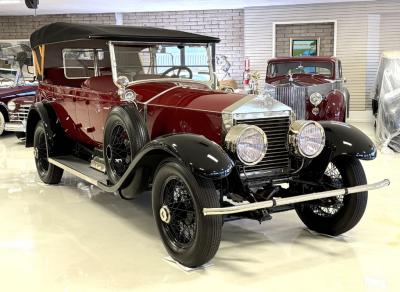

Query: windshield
[[267, 61, 334, 78], [111, 43, 212, 83], [0, 43, 35, 85]]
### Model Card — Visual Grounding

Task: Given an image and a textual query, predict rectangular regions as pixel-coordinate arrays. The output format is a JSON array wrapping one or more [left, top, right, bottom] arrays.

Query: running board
[[48, 156, 109, 188], [203, 179, 390, 216]]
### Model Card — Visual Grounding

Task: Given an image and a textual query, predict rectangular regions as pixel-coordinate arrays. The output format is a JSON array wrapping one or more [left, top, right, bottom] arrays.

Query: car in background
[[264, 56, 349, 122], [0, 44, 37, 137]]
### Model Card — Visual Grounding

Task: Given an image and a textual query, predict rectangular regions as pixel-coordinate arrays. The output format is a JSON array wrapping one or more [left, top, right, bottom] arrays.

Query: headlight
[[7, 101, 16, 111], [289, 120, 325, 158], [310, 92, 323, 106], [225, 124, 268, 165]]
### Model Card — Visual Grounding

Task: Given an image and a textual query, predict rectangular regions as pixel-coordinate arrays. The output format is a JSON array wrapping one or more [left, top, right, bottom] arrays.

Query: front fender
[[320, 121, 376, 160], [144, 133, 234, 179], [321, 90, 346, 121]]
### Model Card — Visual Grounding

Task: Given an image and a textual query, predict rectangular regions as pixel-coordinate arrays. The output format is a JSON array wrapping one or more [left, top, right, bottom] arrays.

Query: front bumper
[[203, 179, 390, 216], [5, 121, 26, 132]]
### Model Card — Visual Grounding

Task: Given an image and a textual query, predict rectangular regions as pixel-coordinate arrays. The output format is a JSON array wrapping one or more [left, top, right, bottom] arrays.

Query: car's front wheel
[[152, 159, 222, 268], [295, 156, 368, 236], [33, 121, 63, 184], [0, 111, 6, 136]]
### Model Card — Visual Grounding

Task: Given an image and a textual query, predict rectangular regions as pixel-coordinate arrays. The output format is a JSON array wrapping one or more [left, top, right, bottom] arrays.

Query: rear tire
[[152, 158, 222, 268], [295, 156, 367, 236], [33, 121, 63, 184]]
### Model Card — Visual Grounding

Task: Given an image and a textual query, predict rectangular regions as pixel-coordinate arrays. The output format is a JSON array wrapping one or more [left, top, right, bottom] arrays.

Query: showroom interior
[[0, 0, 399, 291]]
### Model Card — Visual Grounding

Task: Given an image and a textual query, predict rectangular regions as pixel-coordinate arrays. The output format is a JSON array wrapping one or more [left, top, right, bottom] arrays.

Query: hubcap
[[159, 205, 171, 224]]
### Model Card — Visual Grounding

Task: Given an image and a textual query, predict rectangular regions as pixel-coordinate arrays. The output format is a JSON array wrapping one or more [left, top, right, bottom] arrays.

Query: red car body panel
[[37, 79, 245, 148], [0, 85, 37, 105]]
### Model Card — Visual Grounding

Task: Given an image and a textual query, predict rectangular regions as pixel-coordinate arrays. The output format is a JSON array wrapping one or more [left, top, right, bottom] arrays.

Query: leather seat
[[82, 75, 117, 92]]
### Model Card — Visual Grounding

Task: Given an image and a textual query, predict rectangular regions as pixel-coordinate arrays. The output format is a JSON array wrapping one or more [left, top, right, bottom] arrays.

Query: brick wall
[[275, 22, 335, 57], [123, 9, 244, 84], [0, 14, 116, 40]]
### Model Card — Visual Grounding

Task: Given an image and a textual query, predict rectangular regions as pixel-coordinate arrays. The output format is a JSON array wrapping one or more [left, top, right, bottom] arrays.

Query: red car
[[265, 56, 349, 122], [26, 23, 387, 268]]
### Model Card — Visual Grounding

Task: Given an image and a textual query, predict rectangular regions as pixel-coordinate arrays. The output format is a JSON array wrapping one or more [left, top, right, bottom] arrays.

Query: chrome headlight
[[310, 92, 323, 106], [289, 121, 325, 158], [225, 124, 268, 165], [7, 100, 16, 112]]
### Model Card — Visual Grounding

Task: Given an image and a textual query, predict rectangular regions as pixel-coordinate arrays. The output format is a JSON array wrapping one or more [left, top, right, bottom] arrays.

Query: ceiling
[[0, 0, 375, 16]]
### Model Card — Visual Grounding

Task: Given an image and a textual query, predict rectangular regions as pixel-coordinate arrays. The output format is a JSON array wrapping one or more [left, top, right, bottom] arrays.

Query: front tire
[[0, 111, 6, 136], [33, 121, 63, 184], [152, 159, 222, 268], [295, 156, 368, 236]]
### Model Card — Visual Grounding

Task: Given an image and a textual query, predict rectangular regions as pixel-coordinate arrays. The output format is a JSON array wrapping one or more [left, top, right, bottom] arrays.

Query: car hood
[[266, 74, 331, 87], [0, 85, 37, 99], [133, 80, 292, 115]]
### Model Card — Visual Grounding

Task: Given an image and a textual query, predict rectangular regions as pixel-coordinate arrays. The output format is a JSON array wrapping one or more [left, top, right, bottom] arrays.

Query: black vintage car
[[26, 23, 388, 268]]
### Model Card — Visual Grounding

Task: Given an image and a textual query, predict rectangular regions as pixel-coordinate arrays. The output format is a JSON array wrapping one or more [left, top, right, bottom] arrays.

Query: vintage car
[[25, 22, 388, 268], [265, 56, 349, 122], [0, 44, 37, 137]]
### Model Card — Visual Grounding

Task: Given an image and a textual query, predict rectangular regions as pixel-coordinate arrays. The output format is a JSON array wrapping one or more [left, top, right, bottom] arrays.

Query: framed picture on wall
[[290, 38, 320, 57]]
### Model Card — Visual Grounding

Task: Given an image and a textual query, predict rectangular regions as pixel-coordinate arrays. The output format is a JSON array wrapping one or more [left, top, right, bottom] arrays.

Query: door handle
[[86, 127, 95, 133]]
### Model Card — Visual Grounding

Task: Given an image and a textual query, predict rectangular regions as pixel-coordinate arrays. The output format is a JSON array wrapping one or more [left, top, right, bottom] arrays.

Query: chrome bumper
[[5, 121, 26, 132], [203, 179, 390, 216]]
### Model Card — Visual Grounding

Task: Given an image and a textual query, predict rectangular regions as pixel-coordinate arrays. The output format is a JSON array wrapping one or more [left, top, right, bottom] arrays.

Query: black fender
[[102, 133, 234, 194], [300, 121, 376, 180], [143, 133, 234, 179], [25, 101, 71, 156]]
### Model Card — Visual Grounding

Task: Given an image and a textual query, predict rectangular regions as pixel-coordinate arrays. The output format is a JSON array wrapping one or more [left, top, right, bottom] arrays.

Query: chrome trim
[[203, 179, 390, 216], [48, 158, 100, 186], [5, 121, 26, 132]]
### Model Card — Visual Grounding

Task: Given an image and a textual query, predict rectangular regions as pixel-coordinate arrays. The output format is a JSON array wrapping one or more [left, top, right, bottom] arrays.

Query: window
[[62, 48, 109, 79], [267, 61, 334, 78], [112, 44, 212, 83]]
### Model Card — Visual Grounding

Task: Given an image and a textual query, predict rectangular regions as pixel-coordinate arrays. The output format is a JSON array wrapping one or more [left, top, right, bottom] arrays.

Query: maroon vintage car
[[265, 56, 349, 122], [25, 23, 388, 268]]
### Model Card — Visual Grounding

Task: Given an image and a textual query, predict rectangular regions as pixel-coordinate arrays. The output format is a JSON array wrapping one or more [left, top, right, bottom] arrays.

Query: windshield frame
[[267, 60, 335, 79], [108, 41, 216, 88]]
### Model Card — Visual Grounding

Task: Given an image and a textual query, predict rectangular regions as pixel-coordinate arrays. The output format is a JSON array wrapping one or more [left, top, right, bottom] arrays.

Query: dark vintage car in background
[[264, 56, 349, 122], [25, 23, 388, 268], [0, 44, 37, 137]]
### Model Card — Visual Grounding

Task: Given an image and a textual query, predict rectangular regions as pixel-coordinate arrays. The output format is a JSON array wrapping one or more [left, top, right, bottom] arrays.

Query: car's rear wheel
[[33, 120, 63, 184], [104, 106, 148, 185], [0, 111, 6, 136], [295, 156, 368, 236], [152, 159, 222, 268]]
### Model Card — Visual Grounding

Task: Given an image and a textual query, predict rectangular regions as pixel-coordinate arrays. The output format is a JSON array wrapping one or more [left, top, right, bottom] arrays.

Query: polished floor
[[0, 123, 399, 292]]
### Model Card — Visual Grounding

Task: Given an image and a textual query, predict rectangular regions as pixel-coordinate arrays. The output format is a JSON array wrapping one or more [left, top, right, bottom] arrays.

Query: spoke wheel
[[152, 159, 222, 268], [160, 176, 197, 249], [295, 156, 368, 236], [33, 121, 63, 184], [106, 123, 132, 181]]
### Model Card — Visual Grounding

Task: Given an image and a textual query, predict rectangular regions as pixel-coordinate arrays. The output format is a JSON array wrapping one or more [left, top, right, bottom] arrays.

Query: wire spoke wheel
[[107, 123, 132, 180], [160, 176, 197, 249], [309, 162, 345, 217]]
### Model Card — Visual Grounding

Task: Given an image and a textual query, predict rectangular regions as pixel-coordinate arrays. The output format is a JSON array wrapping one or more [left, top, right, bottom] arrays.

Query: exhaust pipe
[[203, 179, 390, 216]]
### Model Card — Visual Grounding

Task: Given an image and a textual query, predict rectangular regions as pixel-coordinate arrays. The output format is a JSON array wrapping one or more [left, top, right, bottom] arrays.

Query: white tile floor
[[0, 123, 399, 292]]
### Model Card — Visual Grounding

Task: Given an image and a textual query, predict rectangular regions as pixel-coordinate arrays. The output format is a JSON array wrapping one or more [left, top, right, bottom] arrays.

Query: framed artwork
[[290, 38, 320, 57]]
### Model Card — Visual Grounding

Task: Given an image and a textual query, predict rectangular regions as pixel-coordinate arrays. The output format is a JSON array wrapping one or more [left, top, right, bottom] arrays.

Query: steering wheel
[[162, 66, 193, 79]]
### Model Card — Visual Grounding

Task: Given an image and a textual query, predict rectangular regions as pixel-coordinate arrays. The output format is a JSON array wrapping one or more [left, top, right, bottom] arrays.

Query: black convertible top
[[30, 22, 220, 48]]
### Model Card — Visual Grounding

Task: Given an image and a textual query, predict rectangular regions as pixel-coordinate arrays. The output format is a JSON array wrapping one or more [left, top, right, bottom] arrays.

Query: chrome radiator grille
[[235, 116, 290, 177], [10, 104, 30, 122], [274, 86, 306, 120]]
